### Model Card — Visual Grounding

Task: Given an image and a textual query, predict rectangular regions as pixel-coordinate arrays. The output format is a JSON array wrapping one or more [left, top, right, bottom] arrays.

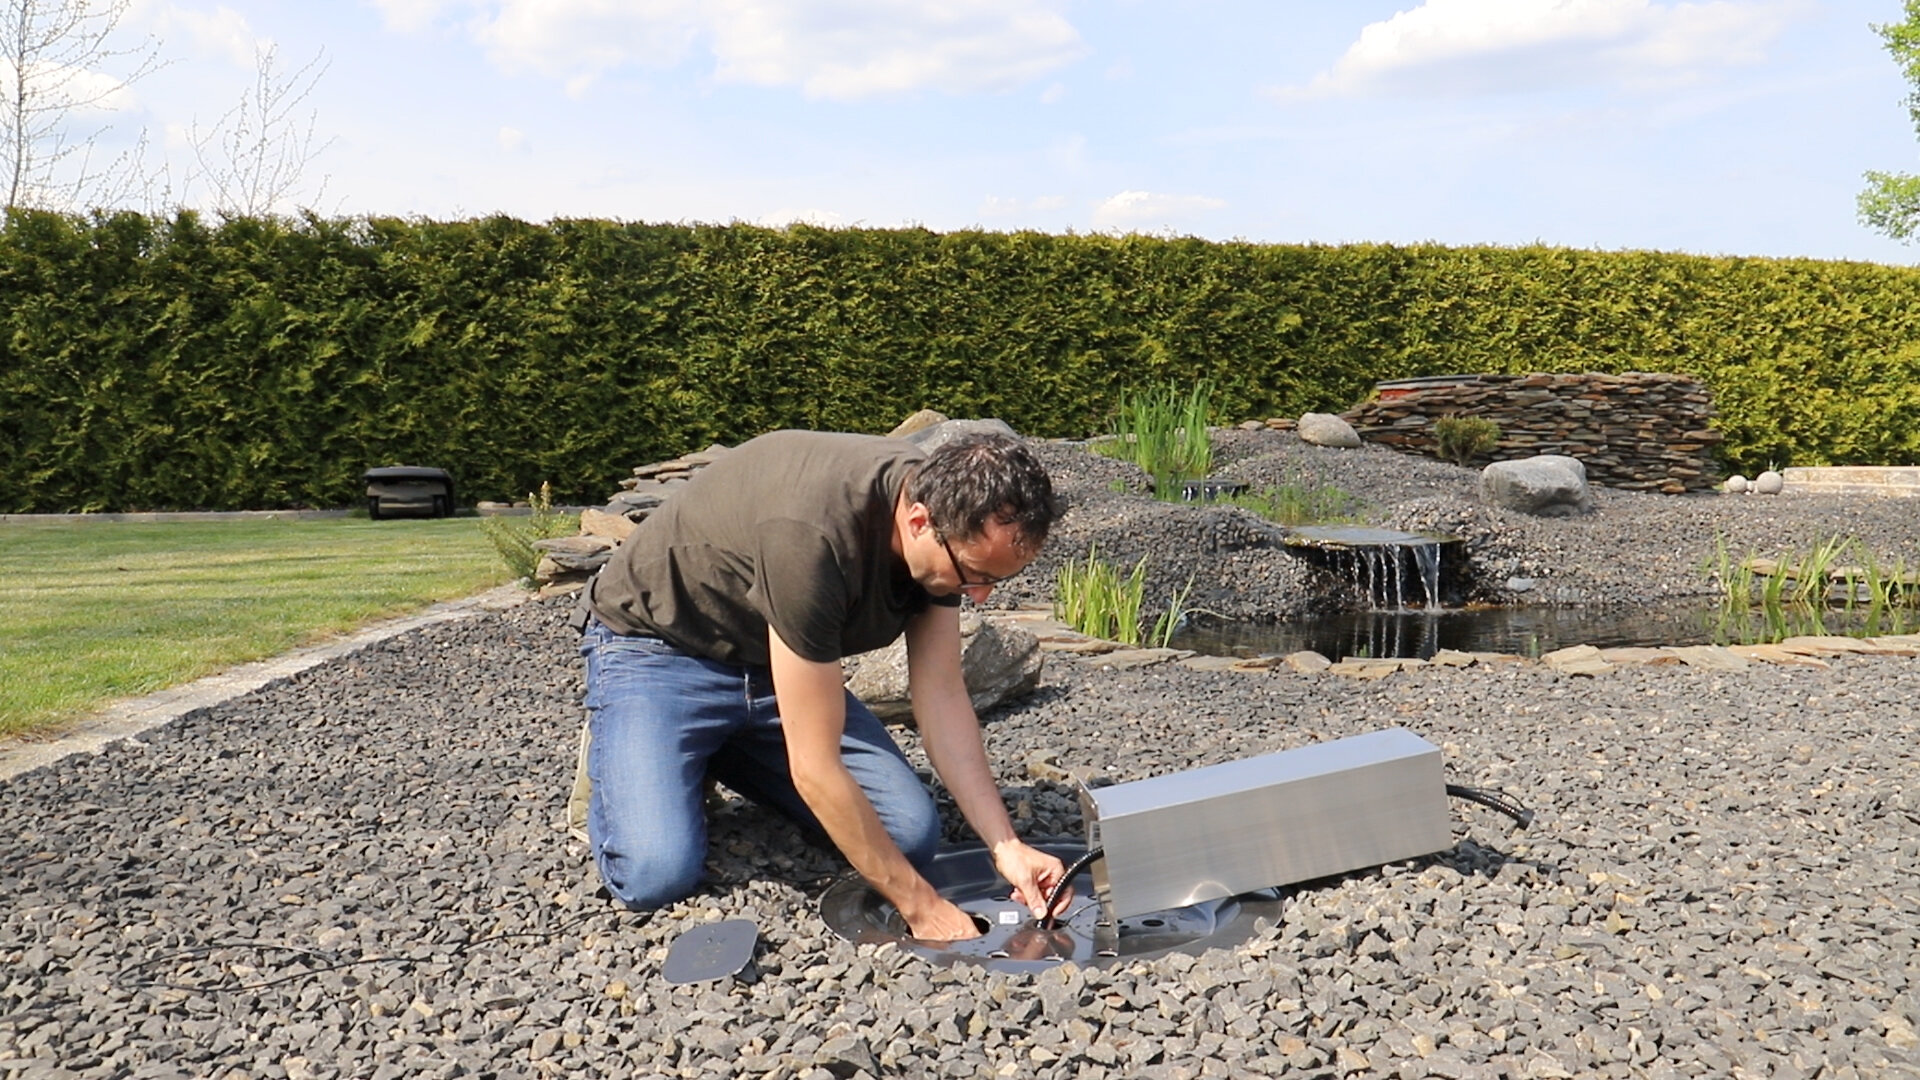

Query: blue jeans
[[579, 619, 941, 910]]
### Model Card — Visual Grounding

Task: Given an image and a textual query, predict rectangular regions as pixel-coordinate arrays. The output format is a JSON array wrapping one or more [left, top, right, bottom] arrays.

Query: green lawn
[[0, 518, 513, 738]]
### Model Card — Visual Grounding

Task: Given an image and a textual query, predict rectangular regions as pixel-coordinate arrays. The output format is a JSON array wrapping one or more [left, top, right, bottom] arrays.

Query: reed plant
[[1099, 381, 1214, 491], [1054, 548, 1193, 648], [1707, 532, 1920, 627], [481, 482, 580, 582]]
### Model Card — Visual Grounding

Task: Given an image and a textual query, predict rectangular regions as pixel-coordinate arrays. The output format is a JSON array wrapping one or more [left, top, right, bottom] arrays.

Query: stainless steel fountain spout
[[1075, 728, 1454, 921]]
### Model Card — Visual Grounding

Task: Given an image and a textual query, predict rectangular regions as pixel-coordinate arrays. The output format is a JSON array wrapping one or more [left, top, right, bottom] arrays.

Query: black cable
[[1040, 847, 1103, 930], [1446, 783, 1535, 829]]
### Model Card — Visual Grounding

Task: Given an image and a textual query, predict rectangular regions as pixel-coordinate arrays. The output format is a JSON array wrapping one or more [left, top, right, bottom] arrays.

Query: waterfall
[[1285, 527, 1455, 612]]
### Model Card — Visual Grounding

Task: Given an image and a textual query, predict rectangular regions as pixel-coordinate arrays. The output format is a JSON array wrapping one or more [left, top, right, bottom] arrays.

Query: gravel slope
[[5, 588, 1918, 1079], [993, 432, 1920, 620]]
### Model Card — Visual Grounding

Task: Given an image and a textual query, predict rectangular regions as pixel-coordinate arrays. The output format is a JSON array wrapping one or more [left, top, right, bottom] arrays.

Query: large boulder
[[843, 615, 1042, 723], [1479, 454, 1595, 517], [1297, 413, 1362, 448], [903, 418, 1020, 454]]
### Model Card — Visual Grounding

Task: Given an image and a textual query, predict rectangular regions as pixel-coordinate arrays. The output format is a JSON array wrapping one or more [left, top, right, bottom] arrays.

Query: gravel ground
[[993, 431, 1920, 620], [4, 437, 1919, 1079]]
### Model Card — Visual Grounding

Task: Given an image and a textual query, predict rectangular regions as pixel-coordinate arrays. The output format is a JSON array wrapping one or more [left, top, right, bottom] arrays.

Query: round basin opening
[[819, 841, 1287, 973]]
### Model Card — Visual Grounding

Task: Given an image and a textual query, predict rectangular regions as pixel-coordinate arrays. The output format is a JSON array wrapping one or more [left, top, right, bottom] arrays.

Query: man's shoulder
[[740, 429, 919, 460]]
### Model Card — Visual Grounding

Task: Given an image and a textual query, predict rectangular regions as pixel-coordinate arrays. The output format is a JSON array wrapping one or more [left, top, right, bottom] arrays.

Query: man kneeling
[[574, 429, 1068, 939]]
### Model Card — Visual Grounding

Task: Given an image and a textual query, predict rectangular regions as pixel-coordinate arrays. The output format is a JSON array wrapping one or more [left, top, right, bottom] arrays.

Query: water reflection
[[1171, 601, 1919, 661]]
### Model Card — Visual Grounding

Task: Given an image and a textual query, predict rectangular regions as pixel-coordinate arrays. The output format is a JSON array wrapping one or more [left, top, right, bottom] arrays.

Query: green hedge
[[4, 210, 1919, 512]]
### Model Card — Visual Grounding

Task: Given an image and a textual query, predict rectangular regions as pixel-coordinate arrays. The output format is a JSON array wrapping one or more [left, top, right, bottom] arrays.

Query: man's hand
[[993, 840, 1073, 921], [901, 895, 983, 942]]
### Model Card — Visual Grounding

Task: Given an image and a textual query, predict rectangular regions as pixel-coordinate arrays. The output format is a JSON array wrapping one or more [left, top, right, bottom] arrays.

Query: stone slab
[[1780, 465, 1920, 497], [1542, 644, 1614, 675], [1776, 635, 1893, 655], [1597, 647, 1685, 667], [1665, 645, 1750, 672], [1037, 637, 1121, 655], [1176, 655, 1248, 673], [1726, 644, 1832, 668], [1086, 648, 1194, 670], [1328, 660, 1400, 680]]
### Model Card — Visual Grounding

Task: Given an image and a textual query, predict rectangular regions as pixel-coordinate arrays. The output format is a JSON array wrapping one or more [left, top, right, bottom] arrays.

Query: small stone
[[1282, 650, 1333, 673]]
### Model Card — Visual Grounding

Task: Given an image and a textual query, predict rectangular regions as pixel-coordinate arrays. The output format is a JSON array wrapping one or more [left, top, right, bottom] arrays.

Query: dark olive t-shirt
[[586, 430, 959, 667]]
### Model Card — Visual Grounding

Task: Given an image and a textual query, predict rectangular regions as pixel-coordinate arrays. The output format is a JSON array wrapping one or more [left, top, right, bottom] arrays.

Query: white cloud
[[380, 0, 1087, 100], [1091, 190, 1226, 230], [498, 126, 527, 152], [141, 3, 263, 68], [1281, 0, 1795, 100], [367, 0, 474, 34], [0, 59, 141, 114]]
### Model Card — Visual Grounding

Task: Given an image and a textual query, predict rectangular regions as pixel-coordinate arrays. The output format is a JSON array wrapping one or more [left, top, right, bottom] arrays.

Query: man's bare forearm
[[767, 627, 953, 927]]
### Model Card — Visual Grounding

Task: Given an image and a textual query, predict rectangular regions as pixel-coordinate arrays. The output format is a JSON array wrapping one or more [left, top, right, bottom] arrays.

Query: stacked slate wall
[[1341, 372, 1721, 493]]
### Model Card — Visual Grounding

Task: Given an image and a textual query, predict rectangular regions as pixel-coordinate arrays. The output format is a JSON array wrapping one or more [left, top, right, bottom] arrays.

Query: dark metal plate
[[662, 918, 758, 984], [818, 842, 1285, 974]]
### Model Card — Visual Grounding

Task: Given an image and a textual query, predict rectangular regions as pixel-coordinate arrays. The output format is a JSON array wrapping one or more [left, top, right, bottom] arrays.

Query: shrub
[[1433, 415, 1501, 466]]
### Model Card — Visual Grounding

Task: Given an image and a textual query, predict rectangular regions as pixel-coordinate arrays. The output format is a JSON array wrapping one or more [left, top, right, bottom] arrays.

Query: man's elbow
[[788, 756, 842, 808]]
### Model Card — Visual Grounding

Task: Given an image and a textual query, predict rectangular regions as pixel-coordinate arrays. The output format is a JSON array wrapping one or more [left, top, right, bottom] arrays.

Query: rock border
[[995, 607, 1920, 681]]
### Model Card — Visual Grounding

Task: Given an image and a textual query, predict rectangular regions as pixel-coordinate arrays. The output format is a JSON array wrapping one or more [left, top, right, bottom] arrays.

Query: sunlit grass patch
[[0, 518, 509, 738]]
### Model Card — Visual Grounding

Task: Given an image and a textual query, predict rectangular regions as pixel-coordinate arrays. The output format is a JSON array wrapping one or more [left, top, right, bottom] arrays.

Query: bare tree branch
[[0, 0, 163, 212], [190, 43, 333, 218]]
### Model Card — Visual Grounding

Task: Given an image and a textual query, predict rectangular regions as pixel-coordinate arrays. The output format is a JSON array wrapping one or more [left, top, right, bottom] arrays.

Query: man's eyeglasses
[[938, 531, 1015, 590]]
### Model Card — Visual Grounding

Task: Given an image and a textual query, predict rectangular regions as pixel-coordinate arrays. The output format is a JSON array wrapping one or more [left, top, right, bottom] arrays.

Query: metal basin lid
[[818, 841, 1285, 974]]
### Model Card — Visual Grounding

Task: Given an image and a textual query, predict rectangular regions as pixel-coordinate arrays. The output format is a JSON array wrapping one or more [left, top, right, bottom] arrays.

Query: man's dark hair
[[907, 433, 1058, 550]]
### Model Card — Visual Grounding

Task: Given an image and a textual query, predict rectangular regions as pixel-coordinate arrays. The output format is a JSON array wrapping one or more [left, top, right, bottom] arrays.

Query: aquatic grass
[[1789, 535, 1852, 606], [1098, 381, 1214, 490], [1054, 548, 1192, 648], [1708, 533, 1920, 640], [1226, 476, 1368, 527], [1706, 534, 1757, 608]]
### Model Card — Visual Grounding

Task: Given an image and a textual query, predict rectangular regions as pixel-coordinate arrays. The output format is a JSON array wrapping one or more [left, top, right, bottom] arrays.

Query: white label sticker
[[997, 910, 1022, 925]]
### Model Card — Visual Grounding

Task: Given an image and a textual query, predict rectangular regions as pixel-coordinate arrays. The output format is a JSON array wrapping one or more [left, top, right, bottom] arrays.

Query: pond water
[[1170, 601, 1920, 661]]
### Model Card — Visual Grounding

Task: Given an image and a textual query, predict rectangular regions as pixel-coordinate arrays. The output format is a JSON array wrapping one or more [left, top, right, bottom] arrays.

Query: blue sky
[[97, 1, 1920, 264]]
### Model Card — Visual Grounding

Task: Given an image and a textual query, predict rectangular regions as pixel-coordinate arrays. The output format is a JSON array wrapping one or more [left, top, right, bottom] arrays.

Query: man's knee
[[894, 799, 943, 871], [595, 843, 705, 911]]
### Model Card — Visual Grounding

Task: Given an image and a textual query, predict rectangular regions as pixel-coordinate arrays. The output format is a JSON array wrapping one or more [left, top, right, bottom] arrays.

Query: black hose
[[1040, 847, 1104, 929], [1446, 783, 1535, 829]]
